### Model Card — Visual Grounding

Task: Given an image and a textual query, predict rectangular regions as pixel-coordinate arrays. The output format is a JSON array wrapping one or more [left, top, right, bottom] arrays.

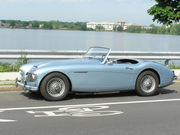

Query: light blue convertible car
[[16, 47, 176, 101]]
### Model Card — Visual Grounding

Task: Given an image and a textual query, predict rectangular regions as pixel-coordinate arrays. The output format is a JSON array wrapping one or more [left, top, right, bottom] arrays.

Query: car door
[[69, 62, 135, 92], [91, 62, 135, 91]]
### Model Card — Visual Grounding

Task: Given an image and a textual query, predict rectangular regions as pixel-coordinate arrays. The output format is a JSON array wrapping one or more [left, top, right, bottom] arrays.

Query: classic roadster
[[16, 47, 176, 101]]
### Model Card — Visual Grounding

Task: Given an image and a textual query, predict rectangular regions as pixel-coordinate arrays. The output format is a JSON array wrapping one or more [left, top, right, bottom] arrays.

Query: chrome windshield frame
[[84, 47, 111, 64]]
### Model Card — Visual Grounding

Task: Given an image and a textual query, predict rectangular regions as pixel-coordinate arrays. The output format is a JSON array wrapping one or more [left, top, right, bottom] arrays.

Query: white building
[[86, 20, 142, 31], [116, 20, 141, 30], [86, 22, 115, 31], [115, 20, 127, 30]]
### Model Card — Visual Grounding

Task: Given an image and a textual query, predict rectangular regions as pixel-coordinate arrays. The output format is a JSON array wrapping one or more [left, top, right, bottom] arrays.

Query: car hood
[[20, 58, 100, 72]]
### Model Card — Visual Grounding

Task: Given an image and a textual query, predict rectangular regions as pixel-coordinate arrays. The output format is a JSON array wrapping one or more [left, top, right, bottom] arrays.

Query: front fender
[[34, 66, 71, 90]]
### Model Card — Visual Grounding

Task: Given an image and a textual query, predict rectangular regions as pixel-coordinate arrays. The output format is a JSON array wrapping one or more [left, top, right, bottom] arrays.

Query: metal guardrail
[[0, 50, 85, 59], [0, 50, 180, 64]]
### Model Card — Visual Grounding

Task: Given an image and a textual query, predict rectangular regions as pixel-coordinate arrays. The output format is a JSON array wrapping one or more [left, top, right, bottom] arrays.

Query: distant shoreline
[[0, 20, 180, 35], [0, 27, 179, 37]]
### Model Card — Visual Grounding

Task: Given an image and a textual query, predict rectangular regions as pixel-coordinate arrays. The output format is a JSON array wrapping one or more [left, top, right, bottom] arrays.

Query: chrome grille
[[26, 72, 32, 82]]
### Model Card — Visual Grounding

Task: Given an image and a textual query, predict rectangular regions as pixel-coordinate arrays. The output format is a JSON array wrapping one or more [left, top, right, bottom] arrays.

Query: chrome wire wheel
[[46, 78, 65, 98], [140, 75, 156, 93], [40, 72, 70, 101]]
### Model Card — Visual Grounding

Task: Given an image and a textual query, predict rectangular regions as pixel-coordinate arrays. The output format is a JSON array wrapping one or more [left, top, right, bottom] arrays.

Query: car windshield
[[84, 47, 110, 63]]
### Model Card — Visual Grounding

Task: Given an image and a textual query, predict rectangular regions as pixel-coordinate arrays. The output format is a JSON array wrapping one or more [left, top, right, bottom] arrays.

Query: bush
[[0, 55, 28, 72]]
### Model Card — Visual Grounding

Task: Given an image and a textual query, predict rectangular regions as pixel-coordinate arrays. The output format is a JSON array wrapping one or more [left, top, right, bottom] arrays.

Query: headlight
[[26, 72, 37, 82], [18, 70, 22, 80]]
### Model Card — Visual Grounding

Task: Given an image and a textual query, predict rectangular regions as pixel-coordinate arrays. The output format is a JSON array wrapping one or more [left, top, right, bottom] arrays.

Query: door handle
[[126, 67, 133, 70]]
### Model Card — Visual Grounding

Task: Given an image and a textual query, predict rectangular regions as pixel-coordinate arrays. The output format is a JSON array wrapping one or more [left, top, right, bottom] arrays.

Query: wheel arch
[[137, 68, 160, 85], [38, 71, 72, 91]]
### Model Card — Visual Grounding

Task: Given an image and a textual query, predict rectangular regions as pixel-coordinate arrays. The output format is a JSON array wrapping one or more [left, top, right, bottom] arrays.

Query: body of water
[[0, 28, 180, 52]]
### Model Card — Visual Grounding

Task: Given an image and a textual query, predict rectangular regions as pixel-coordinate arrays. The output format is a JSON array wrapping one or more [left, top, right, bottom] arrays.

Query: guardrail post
[[165, 59, 170, 65]]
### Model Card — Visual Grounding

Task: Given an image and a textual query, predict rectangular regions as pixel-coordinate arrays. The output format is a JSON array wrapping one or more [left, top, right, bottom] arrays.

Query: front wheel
[[40, 73, 70, 101], [136, 71, 159, 96]]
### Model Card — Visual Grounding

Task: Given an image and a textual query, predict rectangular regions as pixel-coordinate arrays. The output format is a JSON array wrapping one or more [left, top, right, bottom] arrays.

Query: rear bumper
[[15, 78, 38, 91], [173, 71, 178, 80], [174, 76, 178, 80]]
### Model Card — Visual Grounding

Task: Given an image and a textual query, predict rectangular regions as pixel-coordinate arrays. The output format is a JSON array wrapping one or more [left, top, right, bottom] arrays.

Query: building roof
[[87, 20, 127, 24], [117, 20, 125, 23]]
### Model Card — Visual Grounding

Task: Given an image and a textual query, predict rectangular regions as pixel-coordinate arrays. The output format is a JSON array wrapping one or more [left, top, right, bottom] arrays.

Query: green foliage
[[22, 21, 29, 27], [0, 54, 28, 72], [131, 24, 180, 35], [125, 25, 142, 33], [87, 28, 94, 31], [170, 24, 180, 35], [1, 20, 6, 23], [149, 24, 158, 33], [15, 54, 28, 71], [80, 23, 87, 31], [148, 0, 180, 25], [116, 26, 123, 32], [0, 63, 14, 72], [9, 20, 16, 27], [42, 22, 53, 29], [157, 26, 166, 34], [32, 21, 40, 28], [168, 62, 180, 69]]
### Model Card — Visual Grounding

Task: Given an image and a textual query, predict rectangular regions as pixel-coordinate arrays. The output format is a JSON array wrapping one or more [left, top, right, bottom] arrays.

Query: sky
[[0, 0, 158, 26]]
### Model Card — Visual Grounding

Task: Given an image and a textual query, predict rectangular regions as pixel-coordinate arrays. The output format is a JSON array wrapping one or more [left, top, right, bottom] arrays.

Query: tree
[[78, 23, 87, 30], [22, 21, 29, 27], [148, 0, 180, 25], [170, 24, 180, 35], [117, 26, 123, 31], [157, 26, 166, 34], [125, 25, 142, 33], [42, 22, 53, 29], [32, 21, 40, 28], [149, 24, 158, 33], [9, 20, 16, 27]]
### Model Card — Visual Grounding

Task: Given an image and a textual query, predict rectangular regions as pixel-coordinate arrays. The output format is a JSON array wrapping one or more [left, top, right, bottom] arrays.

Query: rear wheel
[[40, 73, 70, 101], [136, 71, 159, 96]]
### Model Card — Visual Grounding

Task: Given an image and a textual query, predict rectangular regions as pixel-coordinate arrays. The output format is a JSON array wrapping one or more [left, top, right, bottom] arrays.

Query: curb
[[0, 86, 23, 92], [173, 81, 180, 84]]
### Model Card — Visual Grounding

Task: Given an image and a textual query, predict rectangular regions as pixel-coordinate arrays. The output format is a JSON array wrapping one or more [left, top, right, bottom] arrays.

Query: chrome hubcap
[[46, 78, 65, 97], [140, 75, 156, 93]]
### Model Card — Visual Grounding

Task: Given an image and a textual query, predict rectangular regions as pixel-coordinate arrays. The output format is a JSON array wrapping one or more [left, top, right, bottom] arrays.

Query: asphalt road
[[0, 84, 180, 135]]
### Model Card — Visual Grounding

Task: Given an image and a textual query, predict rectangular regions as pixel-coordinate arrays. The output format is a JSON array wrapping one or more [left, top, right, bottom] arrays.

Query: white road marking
[[0, 98, 180, 111], [0, 119, 16, 122], [26, 106, 123, 117]]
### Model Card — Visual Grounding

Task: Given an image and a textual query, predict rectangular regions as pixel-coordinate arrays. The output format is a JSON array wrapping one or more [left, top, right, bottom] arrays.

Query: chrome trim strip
[[73, 71, 88, 73]]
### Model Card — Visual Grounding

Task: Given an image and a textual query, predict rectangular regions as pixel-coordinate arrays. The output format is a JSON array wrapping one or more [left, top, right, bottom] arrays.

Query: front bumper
[[15, 78, 38, 91]]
